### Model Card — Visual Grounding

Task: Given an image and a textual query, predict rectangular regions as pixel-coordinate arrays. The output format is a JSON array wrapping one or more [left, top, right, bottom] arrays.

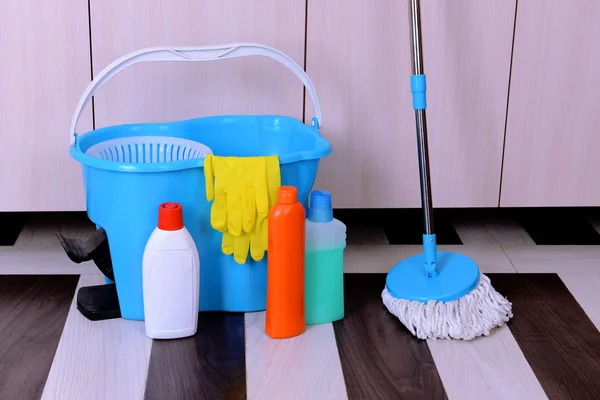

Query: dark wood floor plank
[[333, 273, 447, 400], [144, 312, 246, 400], [0, 275, 79, 400], [490, 273, 600, 399]]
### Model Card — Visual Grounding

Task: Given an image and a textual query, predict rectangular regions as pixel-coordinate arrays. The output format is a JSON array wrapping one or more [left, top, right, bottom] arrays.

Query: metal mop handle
[[409, 0, 434, 236], [408, 0, 438, 277]]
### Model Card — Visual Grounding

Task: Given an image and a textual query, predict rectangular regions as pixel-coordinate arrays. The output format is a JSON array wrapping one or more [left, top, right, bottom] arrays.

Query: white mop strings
[[382, 273, 513, 340]]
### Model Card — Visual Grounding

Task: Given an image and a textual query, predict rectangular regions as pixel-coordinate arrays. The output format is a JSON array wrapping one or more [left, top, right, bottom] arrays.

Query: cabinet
[[500, 1, 600, 207], [3, 1, 598, 211], [0, 0, 92, 211], [306, 0, 516, 208]]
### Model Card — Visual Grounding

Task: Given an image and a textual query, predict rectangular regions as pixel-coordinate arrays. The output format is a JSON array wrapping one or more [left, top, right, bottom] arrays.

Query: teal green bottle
[[305, 190, 346, 325]]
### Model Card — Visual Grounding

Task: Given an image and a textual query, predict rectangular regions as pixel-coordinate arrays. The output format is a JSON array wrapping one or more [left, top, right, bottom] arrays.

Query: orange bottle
[[265, 186, 306, 339]]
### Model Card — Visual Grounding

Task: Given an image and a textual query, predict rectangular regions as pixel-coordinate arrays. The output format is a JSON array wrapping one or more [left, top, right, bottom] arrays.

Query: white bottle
[[142, 202, 199, 339]]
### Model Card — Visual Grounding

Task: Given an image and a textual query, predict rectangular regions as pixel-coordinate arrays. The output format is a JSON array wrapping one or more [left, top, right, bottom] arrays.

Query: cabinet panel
[[501, 2, 600, 207], [306, 0, 516, 208], [0, 1, 92, 211], [90, 1, 306, 130]]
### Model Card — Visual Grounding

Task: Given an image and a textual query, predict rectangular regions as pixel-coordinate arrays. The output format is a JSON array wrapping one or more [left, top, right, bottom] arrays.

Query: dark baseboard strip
[[490, 273, 600, 399], [333, 273, 447, 400], [382, 209, 463, 245], [144, 312, 246, 400], [516, 208, 600, 245], [0, 275, 79, 400], [0, 212, 27, 246]]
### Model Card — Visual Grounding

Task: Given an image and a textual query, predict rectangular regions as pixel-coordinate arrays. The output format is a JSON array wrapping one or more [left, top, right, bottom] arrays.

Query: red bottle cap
[[158, 202, 184, 231], [278, 186, 298, 205]]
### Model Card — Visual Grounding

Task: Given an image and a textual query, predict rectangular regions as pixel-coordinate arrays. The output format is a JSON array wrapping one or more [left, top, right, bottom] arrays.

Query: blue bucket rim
[[70, 115, 332, 173]]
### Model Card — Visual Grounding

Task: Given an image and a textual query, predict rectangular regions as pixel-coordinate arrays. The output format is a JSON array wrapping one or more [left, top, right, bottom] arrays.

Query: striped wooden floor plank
[[0, 275, 78, 400], [559, 273, 600, 330], [1, 272, 600, 399], [454, 216, 535, 246], [333, 274, 447, 400], [430, 218, 546, 400], [245, 312, 347, 400], [490, 273, 600, 400], [144, 312, 246, 400], [344, 244, 516, 274], [42, 275, 152, 400], [427, 327, 547, 400], [503, 245, 600, 274], [4, 213, 600, 398]]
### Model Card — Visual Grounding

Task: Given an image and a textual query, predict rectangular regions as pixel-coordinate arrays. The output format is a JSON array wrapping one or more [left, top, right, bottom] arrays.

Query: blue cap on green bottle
[[308, 190, 333, 223]]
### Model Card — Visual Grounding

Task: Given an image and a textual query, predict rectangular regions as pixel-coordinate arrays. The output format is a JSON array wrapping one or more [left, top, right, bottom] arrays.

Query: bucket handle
[[70, 43, 322, 146]]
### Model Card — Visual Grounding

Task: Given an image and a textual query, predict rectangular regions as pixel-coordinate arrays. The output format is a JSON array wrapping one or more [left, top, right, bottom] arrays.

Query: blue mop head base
[[385, 251, 480, 302], [382, 249, 513, 340]]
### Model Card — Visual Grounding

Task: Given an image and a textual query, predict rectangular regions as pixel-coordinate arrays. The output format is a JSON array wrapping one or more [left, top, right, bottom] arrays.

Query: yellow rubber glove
[[220, 156, 281, 264], [221, 229, 251, 264], [204, 155, 280, 264], [255, 155, 281, 253], [204, 155, 270, 236]]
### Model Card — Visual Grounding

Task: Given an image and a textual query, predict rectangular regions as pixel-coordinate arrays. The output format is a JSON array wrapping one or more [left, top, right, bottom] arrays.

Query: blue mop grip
[[410, 74, 427, 110], [423, 234, 438, 277]]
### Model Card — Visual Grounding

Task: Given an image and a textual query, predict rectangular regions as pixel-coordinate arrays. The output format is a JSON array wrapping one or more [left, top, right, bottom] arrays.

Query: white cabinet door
[[89, 1, 306, 130], [501, 1, 600, 207], [306, 0, 516, 208], [0, 1, 92, 211]]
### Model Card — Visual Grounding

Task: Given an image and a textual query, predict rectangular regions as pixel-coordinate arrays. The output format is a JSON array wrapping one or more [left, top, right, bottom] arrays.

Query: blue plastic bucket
[[69, 44, 331, 320]]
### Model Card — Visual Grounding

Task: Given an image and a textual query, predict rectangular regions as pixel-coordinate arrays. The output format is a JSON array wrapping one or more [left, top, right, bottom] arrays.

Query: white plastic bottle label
[[143, 247, 199, 339]]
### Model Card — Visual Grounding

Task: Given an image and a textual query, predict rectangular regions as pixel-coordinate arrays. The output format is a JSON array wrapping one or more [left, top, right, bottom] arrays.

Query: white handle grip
[[70, 42, 321, 146]]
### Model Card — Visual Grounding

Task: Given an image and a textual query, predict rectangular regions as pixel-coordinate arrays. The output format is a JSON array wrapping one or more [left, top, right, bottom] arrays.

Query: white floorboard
[[345, 245, 516, 273], [559, 273, 600, 330], [1, 244, 518, 275], [245, 312, 347, 400], [428, 326, 547, 400], [0, 247, 98, 275], [2, 213, 98, 275], [504, 246, 600, 273], [41, 275, 152, 400], [454, 217, 535, 246], [428, 219, 545, 400]]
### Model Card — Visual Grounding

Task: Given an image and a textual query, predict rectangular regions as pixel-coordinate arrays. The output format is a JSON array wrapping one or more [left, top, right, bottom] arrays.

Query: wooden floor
[[1, 210, 600, 400]]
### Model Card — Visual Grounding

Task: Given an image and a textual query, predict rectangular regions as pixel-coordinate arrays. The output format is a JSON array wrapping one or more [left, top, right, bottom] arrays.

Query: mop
[[382, 0, 513, 340]]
